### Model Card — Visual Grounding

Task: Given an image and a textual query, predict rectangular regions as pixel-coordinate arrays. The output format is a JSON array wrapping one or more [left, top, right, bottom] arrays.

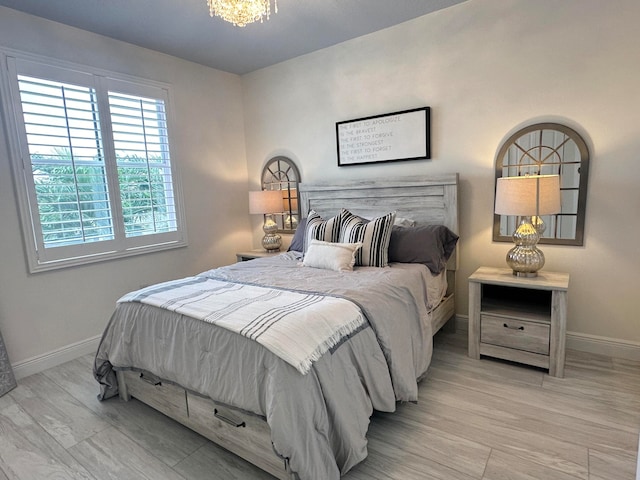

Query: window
[[1, 54, 186, 272]]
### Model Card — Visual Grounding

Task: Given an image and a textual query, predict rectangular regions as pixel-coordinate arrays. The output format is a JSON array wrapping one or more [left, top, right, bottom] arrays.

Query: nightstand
[[235, 249, 281, 262], [468, 266, 569, 377]]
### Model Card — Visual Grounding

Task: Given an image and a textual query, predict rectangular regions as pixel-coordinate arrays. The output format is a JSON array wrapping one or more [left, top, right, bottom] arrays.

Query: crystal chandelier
[[207, 0, 278, 27]]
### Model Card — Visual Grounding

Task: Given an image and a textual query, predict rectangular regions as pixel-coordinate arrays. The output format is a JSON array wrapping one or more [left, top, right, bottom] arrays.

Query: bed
[[94, 174, 459, 480]]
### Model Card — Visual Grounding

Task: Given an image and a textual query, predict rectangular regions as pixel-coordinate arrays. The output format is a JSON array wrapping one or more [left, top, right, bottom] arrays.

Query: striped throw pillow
[[304, 210, 341, 253], [338, 209, 396, 267]]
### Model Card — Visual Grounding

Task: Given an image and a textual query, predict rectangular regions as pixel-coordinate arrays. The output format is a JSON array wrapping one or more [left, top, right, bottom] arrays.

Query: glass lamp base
[[262, 214, 281, 251], [506, 245, 545, 277], [261, 233, 281, 251], [506, 217, 545, 277]]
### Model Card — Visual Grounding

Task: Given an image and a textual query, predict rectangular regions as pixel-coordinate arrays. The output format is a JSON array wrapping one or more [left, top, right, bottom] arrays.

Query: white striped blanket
[[118, 276, 367, 375]]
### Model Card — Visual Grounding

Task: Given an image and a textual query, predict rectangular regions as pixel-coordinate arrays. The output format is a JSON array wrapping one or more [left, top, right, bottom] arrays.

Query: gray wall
[[242, 0, 640, 345], [0, 7, 252, 373]]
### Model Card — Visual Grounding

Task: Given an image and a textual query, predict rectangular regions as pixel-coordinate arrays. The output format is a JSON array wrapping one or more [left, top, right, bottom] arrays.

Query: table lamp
[[494, 174, 561, 277], [249, 190, 283, 251]]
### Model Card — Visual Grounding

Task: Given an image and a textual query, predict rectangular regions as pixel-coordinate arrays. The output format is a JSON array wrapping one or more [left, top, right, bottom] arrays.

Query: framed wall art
[[336, 107, 430, 167]]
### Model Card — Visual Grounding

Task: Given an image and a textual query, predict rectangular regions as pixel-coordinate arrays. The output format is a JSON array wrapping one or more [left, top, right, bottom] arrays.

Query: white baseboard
[[567, 332, 640, 362], [454, 314, 468, 332], [454, 315, 640, 362], [12, 335, 102, 380]]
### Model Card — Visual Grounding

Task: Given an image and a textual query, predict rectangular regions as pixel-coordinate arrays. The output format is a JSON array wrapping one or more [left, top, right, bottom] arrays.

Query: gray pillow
[[287, 217, 307, 252], [388, 225, 458, 274]]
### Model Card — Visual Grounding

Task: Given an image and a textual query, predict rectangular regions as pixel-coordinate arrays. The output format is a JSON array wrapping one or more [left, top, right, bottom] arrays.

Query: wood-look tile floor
[[0, 330, 638, 479]]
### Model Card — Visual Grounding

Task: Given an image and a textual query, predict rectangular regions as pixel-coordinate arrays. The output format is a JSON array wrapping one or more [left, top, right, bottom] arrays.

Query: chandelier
[[207, 0, 278, 27]]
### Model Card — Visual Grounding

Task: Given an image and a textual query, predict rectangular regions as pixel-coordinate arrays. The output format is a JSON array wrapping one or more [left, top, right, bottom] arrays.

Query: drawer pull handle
[[503, 323, 524, 331], [214, 408, 246, 428], [139, 372, 162, 386]]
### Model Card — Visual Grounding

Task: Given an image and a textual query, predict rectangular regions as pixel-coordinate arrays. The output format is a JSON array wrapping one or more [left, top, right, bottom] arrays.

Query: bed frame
[[116, 174, 459, 480]]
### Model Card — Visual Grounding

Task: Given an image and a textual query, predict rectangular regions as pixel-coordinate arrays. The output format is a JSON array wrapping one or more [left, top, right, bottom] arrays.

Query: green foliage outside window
[[33, 148, 174, 247]]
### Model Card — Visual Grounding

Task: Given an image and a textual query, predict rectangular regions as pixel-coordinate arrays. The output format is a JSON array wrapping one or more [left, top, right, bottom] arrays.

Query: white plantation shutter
[[108, 91, 177, 238], [17, 75, 115, 248], [3, 55, 186, 272]]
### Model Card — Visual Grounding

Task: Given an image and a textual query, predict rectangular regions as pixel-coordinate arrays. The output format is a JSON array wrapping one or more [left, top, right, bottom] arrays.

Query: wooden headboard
[[299, 174, 459, 271]]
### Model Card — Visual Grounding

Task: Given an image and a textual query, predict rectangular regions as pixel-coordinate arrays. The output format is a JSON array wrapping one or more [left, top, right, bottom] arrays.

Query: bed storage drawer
[[120, 370, 189, 422], [117, 371, 290, 479], [184, 392, 285, 478], [480, 314, 550, 355]]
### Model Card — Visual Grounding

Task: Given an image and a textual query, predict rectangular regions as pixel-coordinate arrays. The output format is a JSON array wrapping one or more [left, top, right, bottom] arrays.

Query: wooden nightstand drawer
[[481, 314, 550, 355]]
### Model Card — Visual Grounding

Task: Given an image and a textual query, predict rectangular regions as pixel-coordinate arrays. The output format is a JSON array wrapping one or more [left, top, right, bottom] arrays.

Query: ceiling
[[0, 0, 468, 75]]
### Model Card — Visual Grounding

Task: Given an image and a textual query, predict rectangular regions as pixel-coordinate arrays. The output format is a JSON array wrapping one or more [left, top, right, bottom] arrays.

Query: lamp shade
[[495, 175, 561, 216], [249, 190, 282, 214]]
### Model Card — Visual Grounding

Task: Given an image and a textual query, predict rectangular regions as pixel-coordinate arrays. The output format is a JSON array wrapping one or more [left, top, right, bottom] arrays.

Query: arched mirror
[[261, 156, 301, 234], [493, 123, 590, 246]]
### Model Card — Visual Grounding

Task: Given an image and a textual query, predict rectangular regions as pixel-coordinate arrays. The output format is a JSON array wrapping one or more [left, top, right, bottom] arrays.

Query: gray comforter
[[94, 252, 434, 479]]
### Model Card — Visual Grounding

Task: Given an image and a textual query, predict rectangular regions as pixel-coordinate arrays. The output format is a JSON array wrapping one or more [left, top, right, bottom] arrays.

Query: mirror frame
[[493, 123, 590, 246], [261, 156, 301, 234]]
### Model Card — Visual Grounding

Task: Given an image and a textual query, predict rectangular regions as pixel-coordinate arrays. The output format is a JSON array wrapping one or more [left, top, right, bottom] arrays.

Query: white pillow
[[394, 217, 416, 227], [302, 240, 363, 272]]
